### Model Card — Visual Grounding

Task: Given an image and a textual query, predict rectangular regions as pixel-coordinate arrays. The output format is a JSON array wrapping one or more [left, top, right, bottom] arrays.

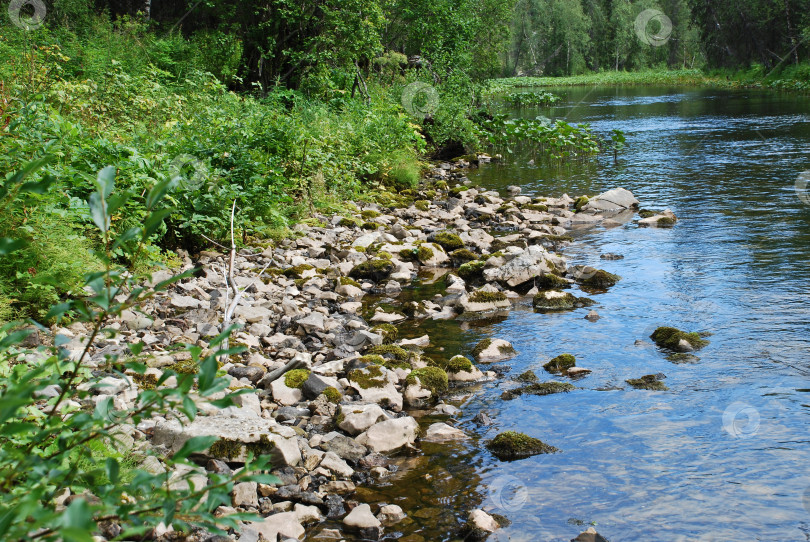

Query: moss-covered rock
[[471, 338, 492, 358], [339, 276, 361, 287], [650, 326, 709, 352], [348, 364, 388, 389], [417, 245, 435, 262], [432, 355, 474, 374], [339, 217, 362, 227], [533, 291, 594, 311], [357, 354, 386, 365], [638, 209, 657, 219], [414, 200, 430, 211], [626, 374, 668, 391], [434, 180, 448, 190], [666, 353, 700, 364], [458, 260, 486, 281], [370, 324, 398, 344], [501, 381, 576, 400], [366, 344, 409, 361], [361, 221, 380, 230], [282, 264, 315, 278], [657, 216, 676, 227], [516, 370, 538, 383], [469, 290, 507, 303], [535, 273, 569, 291], [573, 196, 589, 212], [284, 368, 311, 389], [433, 231, 465, 251], [579, 269, 620, 289], [543, 353, 576, 374], [360, 209, 381, 219], [450, 248, 478, 264], [406, 367, 449, 397], [349, 259, 394, 282], [524, 203, 548, 212], [323, 386, 342, 403], [486, 431, 559, 460], [449, 185, 469, 196]]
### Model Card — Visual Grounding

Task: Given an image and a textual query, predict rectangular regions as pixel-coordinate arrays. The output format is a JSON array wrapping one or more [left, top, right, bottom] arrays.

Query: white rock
[[468, 509, 500, 533], [483, 245, 554, 287], [356, 416, 419, 453], [473, 338, 517, 362], [319, 451, 354, 478], [231, 481, 258, 507], [343, 503, 382, 530], [170, 295, 201, 309], [294, 503, 323, 524], [338, 403, 390, 436], [582, 187, 638, 212], [423, 422, 468, 441], [271, 379, 303, 406], [377, 504, 406, 525], [243, 511, 304, 541]]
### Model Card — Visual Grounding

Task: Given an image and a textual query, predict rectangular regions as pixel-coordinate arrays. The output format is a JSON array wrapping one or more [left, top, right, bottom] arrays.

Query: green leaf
[[143, 208, 174, 237], [106, 457, 120, 484], [95, 166, 116, 199], [88, 192, 109, 234], [45, 302, 73, 321], [112, 226, 142, 251], [0, 238, 26, 255], [7, 155, 54, 186], [146, 178, 174, 210], [19, 174, 57, 195], [129, 341, 145, 356], [172, 435, 217, 461], [61, 498, 94, 532], [107, 191, 130, 216]]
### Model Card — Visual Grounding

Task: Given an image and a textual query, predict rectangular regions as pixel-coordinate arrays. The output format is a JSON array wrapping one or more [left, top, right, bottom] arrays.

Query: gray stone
[[355, 416, 418, 453], [338, 403, 389, 436], [582, 187, 639, 212], [320, 434, 368, 462], [301, 373, 331, 400], [483, 245, 555, 287], [231, 481, 258, 507], [343, 503, 382, 539]]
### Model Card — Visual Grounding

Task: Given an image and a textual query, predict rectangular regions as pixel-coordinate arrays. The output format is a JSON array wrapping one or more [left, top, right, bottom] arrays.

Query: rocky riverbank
[[51, 159, 665, 541]]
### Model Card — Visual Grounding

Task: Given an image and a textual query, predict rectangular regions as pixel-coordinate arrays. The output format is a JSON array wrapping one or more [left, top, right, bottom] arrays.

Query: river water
[[337, 87, 810, 541]]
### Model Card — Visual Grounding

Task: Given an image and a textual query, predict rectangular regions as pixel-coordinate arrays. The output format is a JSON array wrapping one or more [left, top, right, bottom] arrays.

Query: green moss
[[361, 221, 380, 230], [323, 386, 342, 403], [209, 434, 277, 460], [434, 180, 448, 190], [543, 353, 576, 374], [650, 326, 709, 351], [371, 324, 398, 344], [450, 248, 478, 263], [432, 355, 474, 373], [657, 216, 676, 227], [433, 231, 464, 251], [535, 273, 569, 290], [524, 204, 549, 212], [469, 290, 507, 303], [501, 381, 576, 400], [405, 367, 449, 397], [486, 431, 559, 460], [414, 200, 430, 211], [533, 291, 593, 311], [357, 354, 386, 365], [348, 364, 387, 389], [626, 374, 669, 391], [377, 251, 393, 261], [284, 369, 310, 389], [417, 245, 435, 262], [516, 370, 538, 383], [573, 196, 589, 212], [366, 344, 409, 361], [424, 190, 436, 199], [339, 276, 361, 287], [666, 353, 700, 363], [401, 300, 425, 317], [339, 217, 362, 227], [474, 195, 491, 205], [167, 359, 199, 375], [361, 210, 381, 219], [638, 209, 657, 219], [133, 373, 158, 390], [449, 185, 469, 196], [349, 259, 394, 281], [283, 264, 315, 278], [542, 235, 574, 244], [580, 270, 620, 289], [471, 338, 492, 358], [458, 260, 486, 281]]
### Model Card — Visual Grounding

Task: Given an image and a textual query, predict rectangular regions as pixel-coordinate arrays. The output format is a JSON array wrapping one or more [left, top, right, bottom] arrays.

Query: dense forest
[[1, 1, 810, 540]]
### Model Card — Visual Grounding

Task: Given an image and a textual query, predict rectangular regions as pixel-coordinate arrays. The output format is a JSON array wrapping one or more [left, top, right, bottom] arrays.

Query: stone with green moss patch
[[434, 180, 448, 190], [524, 203, 549, 212], [458, 260, 486, 281], [417, 245, 435, 262], [516, 370, 538, 383], [580, 269, 620, 289], [366, 344, 409, 361], [340, 276, 361, 287], [469, 290, 507, 303], [666, 353, 700, 363], [501, 381, 575, 400], [167, 359, 199, 375], [433, 231, 464, 251], [361, 221, 380, 230], [486, 431, 559, 460], [209, 434, 277, 461], [405, 367, 449, 397], [573, 196, 589, 212], [349, 259, 394, 282], [348, 364, 388, 389], [283, 264, 315, 278], [650, 326, 709, 352], [657, 216, 676, 227], [371, 324, 398, 344], [323, 386, 342, 403], [284, 368, 310, 389], [450, 248, 478, 263], [533, 291, 593, 311], [361, 210, 381, 219], [471, 338, 492, 358], [432, 355, 474, 374], [133, 373, 158, 390], [535, 273, 569, 290], [543, 353, 576, 374], [414, 200, 430, 211], [638, 209, 657, 219], [626, 374, 668, 391], [339, 217, 362, 228]]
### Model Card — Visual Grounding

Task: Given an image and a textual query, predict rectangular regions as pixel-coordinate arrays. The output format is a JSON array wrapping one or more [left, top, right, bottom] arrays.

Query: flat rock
[[582, 187, 638, 212], [483, 245, 554, 287], [243, 511, 304, 541], [343, 503, 382, 539], [422, 422, 469, 441], [468, 509, 499, 533], [338, 403, 390, 436], [356, 416, 419, 453]]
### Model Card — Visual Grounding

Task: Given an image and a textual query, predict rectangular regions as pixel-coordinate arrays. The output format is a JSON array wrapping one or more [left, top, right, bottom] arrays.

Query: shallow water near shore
[[318, 86, 810, 541]]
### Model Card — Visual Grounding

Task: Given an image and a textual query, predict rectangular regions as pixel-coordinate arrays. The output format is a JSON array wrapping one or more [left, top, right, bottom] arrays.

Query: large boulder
[[355, 416, 419, 453], [582, 187, 638, 213], [343, 503, 382, 540], [483, 246, 555, 287], [152, 407, 301, 466], [338, 403, 390, 436]]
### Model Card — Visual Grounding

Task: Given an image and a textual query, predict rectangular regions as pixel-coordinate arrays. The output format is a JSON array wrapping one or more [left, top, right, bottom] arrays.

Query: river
[[343, 86, 810, 541]]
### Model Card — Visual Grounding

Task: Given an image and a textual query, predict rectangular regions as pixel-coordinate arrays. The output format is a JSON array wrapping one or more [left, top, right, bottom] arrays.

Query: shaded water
[[322, 87, 810, 541]]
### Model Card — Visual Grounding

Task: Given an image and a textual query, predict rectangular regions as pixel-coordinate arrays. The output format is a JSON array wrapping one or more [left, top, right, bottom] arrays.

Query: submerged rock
[[543, 353, 576, 374], [572, 526, 610, 542], [626, 374, 668, 391], [501, 381, 576, 400], [533, 290, 594, 311], [639, 209, 677, 228], [650, 326, 709, 352], [486, 431, 559, 460]]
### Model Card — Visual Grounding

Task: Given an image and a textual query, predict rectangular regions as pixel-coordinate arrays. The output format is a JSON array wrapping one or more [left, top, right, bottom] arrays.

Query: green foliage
[[284, 369, 311, 389], [0, 161, 278, 541]]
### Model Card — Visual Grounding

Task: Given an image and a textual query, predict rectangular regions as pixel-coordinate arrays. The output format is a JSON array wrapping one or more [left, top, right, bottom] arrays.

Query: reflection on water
[[319, 87, 810, 541]]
